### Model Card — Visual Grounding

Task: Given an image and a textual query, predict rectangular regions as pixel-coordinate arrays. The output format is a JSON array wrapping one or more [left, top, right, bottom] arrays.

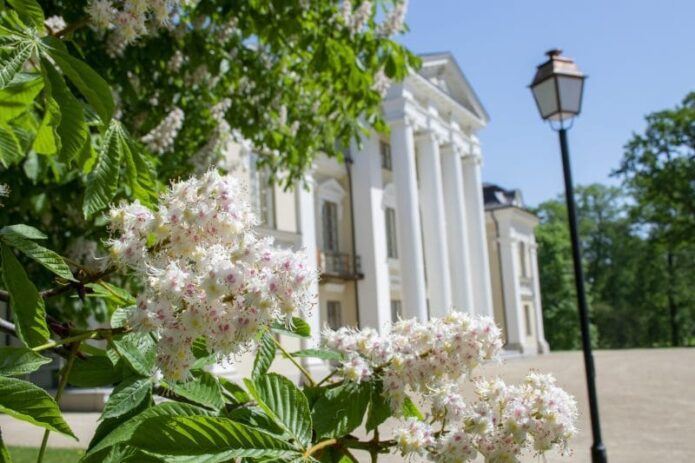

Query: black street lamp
[[530, 49, 608, 463]]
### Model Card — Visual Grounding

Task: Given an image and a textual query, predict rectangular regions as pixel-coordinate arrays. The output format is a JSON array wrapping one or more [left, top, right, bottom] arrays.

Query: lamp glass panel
[[557, 75, 583, 115], [531, 77, 558, 120]]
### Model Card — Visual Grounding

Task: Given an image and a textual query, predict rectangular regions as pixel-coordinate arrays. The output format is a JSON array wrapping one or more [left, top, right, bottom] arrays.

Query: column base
[[537, 338, 550, 354]]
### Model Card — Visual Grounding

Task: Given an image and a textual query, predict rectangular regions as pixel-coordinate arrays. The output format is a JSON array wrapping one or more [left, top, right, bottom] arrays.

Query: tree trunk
[[667, 251, 680, 346]]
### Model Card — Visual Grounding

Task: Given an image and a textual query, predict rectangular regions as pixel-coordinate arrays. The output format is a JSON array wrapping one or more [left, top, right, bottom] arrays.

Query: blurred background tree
[[536, 92, 695, 350]]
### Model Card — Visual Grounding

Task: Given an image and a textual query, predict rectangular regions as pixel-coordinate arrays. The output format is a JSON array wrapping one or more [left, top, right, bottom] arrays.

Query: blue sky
[[399, 0, 695, 206]]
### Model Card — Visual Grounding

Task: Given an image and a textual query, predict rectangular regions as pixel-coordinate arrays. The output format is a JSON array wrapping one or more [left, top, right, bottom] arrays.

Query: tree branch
[[0, 266, 117, 303]]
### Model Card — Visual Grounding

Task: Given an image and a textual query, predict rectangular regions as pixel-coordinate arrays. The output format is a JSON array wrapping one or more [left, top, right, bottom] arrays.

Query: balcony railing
[[319, 251, 364, 281]]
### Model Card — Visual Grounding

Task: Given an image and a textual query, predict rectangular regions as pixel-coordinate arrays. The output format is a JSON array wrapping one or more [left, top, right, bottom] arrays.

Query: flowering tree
[[0, 1, 577, 462]]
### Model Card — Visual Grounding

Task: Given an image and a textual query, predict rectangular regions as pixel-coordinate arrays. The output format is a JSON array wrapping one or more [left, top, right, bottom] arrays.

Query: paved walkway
[[2, 349, 694, 462]]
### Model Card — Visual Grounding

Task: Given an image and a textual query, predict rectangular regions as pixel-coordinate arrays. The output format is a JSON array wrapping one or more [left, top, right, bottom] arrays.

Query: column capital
[[440, 143, 464, 157], [461, 152, 482, 166], [415, 128, 447, 146]]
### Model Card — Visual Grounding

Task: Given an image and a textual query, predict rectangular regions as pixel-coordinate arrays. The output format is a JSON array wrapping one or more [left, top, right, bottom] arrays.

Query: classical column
[[529, 242, 550, 353], [390, 118, 428, 321], [297, 175, 324, 373], [461, 149, 494, 317], [415, 131, 452, 316], [441, 144, 475, 313], [351, 134, 392, 333], [498, 236, 526, 352]]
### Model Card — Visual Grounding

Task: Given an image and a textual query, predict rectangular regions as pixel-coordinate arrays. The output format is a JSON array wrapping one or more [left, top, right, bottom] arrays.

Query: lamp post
[[530, 49, 608, 463]]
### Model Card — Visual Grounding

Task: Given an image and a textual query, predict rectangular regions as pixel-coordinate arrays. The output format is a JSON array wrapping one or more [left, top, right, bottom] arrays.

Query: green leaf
[[0, 228, 74, 281], [0, 376, 76, 438], [88, 392, 150, 451], [163, 372, 224, 412], [42, 58, 88, 164], [122, 135, 156, 206], [0, 121, 23, 167], [4, 348, 49, 378], [0, 72, 43, 122], [271, 317, 311, 338], [218, 377, 251, 405], [0, 40, 33, 89], [290, 348, 343, 361], [83, 121, 123, 217], [0, 224, 46, 240], [0, 346, 51, 376], [42, 37, 114, 123], [312, 382, 370, 438], [6, 0, 45, 29], [68, 356, 122, 387], [365, 380, 390, 432], [252, 331, 276, 379], [0, 430, 11, 463], [32, 94, 60, 155], [102, 376, 152, 420], [129, 416, 299, 459], [113, 332, 156, 376], [246, 373, 312, 448], [402, 396, 424, 420], [83, 402, 213, 460], [109, 305, 134, 329], [1, 243, 49, 348]]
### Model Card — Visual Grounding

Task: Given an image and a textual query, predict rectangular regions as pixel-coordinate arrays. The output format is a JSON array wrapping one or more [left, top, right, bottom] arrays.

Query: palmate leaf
[[252, 331, 276, 379], [0, 376, 76, 439], [0, 224, 46, 240], [82, 402, 213, 461], [0, 227, 74, 281], [101, 376, 152, 420], [83, 121, 123, 217], [32, 93, 60, 155], [6, 0, 45, 30], [42, 36, 114, 123], [0, 347, 51, 376], [246, 373, 313, 448], [365, 380, 390, 432], [0, 243, 49, 348], [41, 58, 88, 164], [0, 121, 23, 167], [129, 416, 300, 460], [0, 40, 33, 89]]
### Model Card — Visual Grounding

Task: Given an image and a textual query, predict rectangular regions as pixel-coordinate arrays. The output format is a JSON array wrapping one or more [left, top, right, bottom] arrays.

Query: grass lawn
[[7, 447, 84, 463]]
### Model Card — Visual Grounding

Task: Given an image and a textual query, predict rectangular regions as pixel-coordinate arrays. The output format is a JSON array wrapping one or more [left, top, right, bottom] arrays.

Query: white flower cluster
[[108, 171, 318, 380], [323, 315, 576, 462], [372, 68, 391, 96], [376, 0, 408, 36], [86, 0, 182, 46], [338, 0, 407, 37], [141, 107, 185, 154], [323, 312, 503, 411], [44, 15, 67, 34], [337, 0, 372, 35], [392, 373, 578, 462]]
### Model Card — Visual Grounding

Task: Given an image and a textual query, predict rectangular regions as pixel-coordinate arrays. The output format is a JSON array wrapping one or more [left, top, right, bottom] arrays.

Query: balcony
[[319, 251, 364, 281]]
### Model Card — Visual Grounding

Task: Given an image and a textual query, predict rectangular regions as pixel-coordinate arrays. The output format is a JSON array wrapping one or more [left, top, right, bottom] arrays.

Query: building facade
[[241, 52, 549, 367]]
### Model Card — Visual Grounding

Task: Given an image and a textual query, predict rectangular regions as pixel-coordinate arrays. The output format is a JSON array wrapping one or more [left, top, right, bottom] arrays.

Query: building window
[[327, 301, 342, 329], [251, 167, 275, 228], [390, 300, 402, 322], [322, 201, 340, 252], [524, 304, 533, 336], [380, 141, 392, 171], [518, 241, 528, 277], [385, 207, 398, 258]]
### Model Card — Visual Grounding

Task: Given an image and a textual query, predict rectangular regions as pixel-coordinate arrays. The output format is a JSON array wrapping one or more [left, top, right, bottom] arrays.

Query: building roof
[[483, 183, 525, 210], [417, 52, 490, 123]]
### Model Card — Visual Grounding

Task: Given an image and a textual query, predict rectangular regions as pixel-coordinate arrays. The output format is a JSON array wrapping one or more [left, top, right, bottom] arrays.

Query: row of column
[[353, 117, 494, 331]]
